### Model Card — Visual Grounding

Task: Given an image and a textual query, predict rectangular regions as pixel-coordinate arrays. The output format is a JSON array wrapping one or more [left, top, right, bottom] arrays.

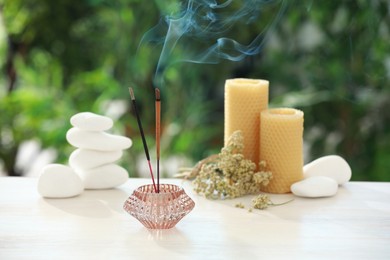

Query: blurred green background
[[0, 0, 389, 181]]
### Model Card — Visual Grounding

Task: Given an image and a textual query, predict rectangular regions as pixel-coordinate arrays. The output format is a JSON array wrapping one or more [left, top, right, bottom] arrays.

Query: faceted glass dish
[[123, 184, 195, 229]]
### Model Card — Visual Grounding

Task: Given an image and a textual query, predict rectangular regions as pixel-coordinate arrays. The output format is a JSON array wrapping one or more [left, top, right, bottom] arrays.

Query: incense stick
[[129, 87, 157, 193], [155, 88, 161, 193]]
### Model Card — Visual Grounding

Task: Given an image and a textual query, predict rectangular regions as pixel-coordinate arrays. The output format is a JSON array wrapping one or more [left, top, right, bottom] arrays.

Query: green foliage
[[0, 0, 389, 181], [259, 0, 390, 180]]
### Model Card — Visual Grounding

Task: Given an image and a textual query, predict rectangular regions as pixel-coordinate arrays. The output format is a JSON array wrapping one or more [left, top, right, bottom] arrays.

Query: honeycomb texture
[[224, 78, 269, 167], [260, 108, 304, 193]]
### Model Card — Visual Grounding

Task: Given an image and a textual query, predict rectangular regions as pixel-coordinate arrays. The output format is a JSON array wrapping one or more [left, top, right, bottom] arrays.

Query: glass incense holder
[[123, 184, 195, 229]]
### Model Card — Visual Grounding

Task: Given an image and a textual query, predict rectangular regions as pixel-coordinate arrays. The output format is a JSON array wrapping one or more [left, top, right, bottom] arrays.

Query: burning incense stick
[[129, 87, 157, 193], [155, 88, 161, 193]]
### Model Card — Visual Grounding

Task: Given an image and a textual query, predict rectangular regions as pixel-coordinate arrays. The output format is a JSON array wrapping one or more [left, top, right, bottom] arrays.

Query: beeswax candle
[[260, 108, 304, 193], [224, 78, 269, 166]]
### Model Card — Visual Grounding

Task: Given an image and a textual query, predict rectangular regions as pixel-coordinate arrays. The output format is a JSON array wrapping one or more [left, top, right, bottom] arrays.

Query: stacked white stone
[[38, 164, 84, 198], [66, 112, 132, 189], [291, 155, 352, 198]]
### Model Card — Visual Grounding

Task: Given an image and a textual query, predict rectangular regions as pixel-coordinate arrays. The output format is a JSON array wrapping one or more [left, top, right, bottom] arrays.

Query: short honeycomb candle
[[260, 108, 304, 193], [224, 78, 269, 166]]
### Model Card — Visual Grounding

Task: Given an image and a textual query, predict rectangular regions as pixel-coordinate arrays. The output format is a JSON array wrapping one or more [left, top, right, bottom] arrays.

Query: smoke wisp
[[139, 0, 286, 85]]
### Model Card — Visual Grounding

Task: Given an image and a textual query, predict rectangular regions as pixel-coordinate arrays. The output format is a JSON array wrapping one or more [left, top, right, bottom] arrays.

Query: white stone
[[70, 112, 113, 131], [77, 164, 128, 189], [66, 127, 132, 151], [69, 149, 123, 170], [37, 164, 84, 198], [303, 155, 352, 185], [291, 176, 338, 198]]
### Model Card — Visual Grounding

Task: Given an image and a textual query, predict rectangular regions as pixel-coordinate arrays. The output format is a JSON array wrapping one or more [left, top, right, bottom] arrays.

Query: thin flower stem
[[269, 198, 294, 207]]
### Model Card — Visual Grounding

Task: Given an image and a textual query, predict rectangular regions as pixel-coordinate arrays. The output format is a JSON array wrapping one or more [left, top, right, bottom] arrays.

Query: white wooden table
[[0, 177, 389, 259]]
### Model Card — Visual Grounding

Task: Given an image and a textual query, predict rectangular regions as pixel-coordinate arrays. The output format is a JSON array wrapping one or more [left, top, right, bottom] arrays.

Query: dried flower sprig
[[252, 194, 271, 210], [179, 131, 273, 199], [235, 202, 245, 209], [252, 194, 294, 210]]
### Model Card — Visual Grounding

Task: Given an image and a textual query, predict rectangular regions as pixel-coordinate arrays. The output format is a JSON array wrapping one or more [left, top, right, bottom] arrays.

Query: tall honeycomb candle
[[260, 108, 304, 193], [224, 78, 269, 166]]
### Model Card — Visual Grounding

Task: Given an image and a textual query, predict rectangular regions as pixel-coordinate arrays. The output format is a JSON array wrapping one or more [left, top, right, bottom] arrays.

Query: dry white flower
[[252, 194, 294, 210], [252, 194, 271, 210], [235, 202, 245, 209], [191, 131, 273, 199]]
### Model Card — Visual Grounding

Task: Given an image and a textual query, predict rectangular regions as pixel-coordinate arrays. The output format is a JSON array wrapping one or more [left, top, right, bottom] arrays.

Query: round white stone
[[70, 112, 113, 131], [69, 149, 123, 170], [66, 127, 132, 151], [37, 164, 84, 198], [291, 176, 338, 198], [77, 164, 128, 189], [303, 155, 352, 185]]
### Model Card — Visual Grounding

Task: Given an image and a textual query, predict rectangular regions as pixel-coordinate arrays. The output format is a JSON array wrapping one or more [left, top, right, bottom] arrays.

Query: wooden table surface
[[0, 177, 389, 259]]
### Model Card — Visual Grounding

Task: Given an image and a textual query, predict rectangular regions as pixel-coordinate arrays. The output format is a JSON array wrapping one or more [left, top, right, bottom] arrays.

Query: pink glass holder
[[123, 184, 195, 229]]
